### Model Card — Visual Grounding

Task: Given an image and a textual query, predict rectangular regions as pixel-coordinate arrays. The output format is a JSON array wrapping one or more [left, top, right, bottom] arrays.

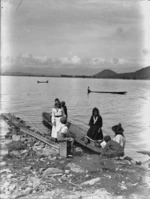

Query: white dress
[[51, 107, 64, 139], [113, 134, 126, 149]]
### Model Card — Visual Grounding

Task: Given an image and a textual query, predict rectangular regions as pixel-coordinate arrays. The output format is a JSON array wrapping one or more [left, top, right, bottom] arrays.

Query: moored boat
[[87, 87, 127, 95], [37, 80, 48, 83], [42, 112, 102, 154]]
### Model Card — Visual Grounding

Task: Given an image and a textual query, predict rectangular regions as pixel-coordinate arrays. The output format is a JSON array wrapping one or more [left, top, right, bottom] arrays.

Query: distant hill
[[93, 69, 119, 78], [93, 66, 150, 80]]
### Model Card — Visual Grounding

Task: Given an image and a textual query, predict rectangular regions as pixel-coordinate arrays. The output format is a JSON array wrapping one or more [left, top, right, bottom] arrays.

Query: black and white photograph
[[1, 0, 150, 198]]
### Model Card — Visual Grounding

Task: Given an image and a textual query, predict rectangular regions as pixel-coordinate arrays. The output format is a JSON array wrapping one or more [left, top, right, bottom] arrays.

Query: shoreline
[[1, 74, 150, 80], [0, 117, 150, 199]]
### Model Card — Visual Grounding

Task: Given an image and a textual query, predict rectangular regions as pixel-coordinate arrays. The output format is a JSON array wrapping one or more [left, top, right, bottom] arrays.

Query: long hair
[[92, 107, 100, 116]]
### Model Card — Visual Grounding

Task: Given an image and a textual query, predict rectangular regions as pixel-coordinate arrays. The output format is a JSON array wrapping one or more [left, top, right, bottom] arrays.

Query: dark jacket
[[89, 115, 103, 128]]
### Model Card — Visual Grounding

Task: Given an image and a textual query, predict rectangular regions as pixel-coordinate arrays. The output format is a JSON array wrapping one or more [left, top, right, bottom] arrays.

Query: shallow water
[[0, 76, 150, 161]]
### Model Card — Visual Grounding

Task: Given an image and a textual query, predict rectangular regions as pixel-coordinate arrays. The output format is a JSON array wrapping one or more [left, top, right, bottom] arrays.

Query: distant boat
[[37, 80, 48, 83], [87, 87, 127, 95]]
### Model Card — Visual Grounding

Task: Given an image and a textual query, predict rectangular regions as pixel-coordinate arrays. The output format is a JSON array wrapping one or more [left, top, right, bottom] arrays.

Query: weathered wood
[[137, 150, 150, 156], [88, 90, 127, 95], [1, 113, 59, 150], [59, 141, 67, 157]]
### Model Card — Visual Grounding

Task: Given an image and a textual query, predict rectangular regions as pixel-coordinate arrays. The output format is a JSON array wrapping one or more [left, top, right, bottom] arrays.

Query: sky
[[1, 0, 150, 75]]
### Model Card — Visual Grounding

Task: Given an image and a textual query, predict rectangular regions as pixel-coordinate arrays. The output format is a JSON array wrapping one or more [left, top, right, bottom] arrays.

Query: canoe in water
[[37, 80, 48, 83], [42, 112, 102, 154], [88, 88, 127, 95]]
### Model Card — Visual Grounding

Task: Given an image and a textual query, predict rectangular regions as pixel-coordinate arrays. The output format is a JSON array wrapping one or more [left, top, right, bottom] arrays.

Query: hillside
[[93, 66, 150, 80], [93, 69, 119, 78]]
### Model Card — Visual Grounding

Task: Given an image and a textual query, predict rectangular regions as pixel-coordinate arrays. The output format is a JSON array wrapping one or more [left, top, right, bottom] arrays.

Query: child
[[86, 107, 103, 144], [100, 135, 124, 158], [61, 101, 68, 118], [112, 123, 126, 149], [57, 116, 74, 156]]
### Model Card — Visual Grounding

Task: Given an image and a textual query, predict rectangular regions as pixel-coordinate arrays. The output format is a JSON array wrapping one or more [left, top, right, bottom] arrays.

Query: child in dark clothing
[[86, 107, 103, 144], [61, 101, 68, 118]]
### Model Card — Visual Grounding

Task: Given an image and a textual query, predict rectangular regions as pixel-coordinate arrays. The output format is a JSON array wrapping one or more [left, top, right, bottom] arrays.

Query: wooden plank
[[20, 128, 59, 150], [59, 141, 67, 157], [1, 113, 59, 150]]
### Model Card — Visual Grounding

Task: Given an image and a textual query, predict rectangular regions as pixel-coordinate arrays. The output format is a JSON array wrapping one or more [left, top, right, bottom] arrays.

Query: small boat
[[42, 112, 102, 154], [88, 87, 127, 95], [37, 80, 48, 83]]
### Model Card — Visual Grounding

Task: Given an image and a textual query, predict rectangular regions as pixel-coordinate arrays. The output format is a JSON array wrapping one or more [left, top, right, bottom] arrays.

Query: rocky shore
[[0, 118, 150, 199]]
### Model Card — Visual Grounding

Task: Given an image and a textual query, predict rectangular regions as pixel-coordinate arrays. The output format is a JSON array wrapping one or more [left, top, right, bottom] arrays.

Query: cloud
[[59, 55, 81, 65]]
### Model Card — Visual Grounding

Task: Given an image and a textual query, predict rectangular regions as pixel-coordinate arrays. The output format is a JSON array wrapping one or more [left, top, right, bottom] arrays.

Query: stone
[[81, 177, 101, 186], [23, 166, 32, 172], [67, 163, 84, 173], [65, 170, 70, 174], [14, 187, 33, 198], [21, 149, 28, 154], [42, 148, 58, 157], [1, 149, 8, 156], [0, 168, 11, 174], [9, 184, 16, 192], [10, 150, 21, 157], [48, 156, 57, 161], [7, 174, 14, 179], [42, 168, 63, 178], [7, 141, 26, 152], [29, 177, 40, 189], [2, 181, 10, 190], [0, 161, 7, 167], [12, 134, 20, 141], [0, 193, 10, 199]]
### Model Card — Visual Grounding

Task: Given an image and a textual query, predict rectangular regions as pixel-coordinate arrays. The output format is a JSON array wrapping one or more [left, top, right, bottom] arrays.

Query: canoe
[[88, 88, 127, 95], [42, 112, 102, 154], [37, 80, 48, 83]]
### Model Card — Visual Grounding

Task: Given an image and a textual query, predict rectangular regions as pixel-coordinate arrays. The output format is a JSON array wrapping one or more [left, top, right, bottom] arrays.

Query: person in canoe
[[112, 123, 126, 149], [61, 101, 68, 118], [51, 100, 65, 142], [57, 116, 74, 157], [86, 107, 103, 144], [100, 135, 124, 158]]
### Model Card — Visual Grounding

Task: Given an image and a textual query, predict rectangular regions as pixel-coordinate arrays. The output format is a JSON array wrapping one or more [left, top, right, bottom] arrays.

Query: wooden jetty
[[1, 113, 59, 150]]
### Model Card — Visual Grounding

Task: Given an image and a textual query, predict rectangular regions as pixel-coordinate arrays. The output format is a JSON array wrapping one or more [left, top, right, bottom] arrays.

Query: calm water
[[0, 76, 150, 161]]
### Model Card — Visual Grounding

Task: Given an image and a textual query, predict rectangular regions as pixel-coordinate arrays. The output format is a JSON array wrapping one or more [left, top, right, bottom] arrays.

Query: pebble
[[12, 134, 20, 141], [81, 177, 101, 186], [1, 150, 8, 156], [9, 184, 16, 192], [0, 168, 11, 174], [65, 170, 70, 174], [23, 166, 32, 172], [0, 161, 7, 167], [7, 174, 14, 179]]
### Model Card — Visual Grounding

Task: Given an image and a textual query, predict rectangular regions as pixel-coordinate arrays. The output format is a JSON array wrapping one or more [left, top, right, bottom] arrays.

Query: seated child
[[100, 135, 124, 158], [57, 116, 74, 156]]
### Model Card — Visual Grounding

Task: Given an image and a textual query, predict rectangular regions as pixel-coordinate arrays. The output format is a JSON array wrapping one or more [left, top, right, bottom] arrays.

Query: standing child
[[61, 101, 68, 118], [51, 100, 65, 142], [86, 107, 103, 143]]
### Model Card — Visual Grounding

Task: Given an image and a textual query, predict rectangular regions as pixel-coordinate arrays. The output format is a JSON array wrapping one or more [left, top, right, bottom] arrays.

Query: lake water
[[0, 76, 150, 161]]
